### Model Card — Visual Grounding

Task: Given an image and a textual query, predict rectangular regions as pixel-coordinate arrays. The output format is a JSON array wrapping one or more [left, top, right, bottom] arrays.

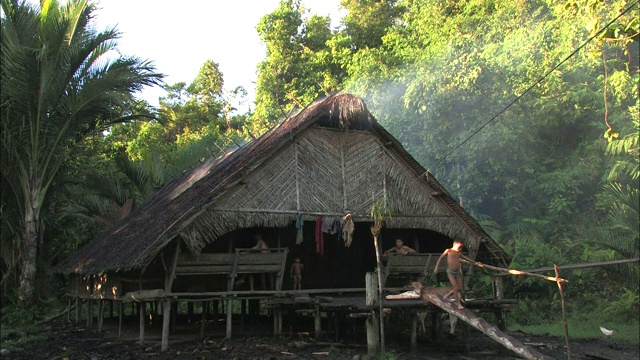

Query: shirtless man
[[434, 240, 464, 309], [251, 234, 269, 252], [384, 239, 417, 256], [290, 257, 304, 290]]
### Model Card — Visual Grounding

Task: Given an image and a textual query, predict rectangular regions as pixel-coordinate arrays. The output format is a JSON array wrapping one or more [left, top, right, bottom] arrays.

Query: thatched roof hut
[[55, 94, 509, 290]]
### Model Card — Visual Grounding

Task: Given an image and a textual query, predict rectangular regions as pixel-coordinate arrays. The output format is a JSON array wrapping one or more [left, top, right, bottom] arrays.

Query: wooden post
[[212, 300, 219, 324], [139, 302, 145, 345], [555, 265, 572, 360], [86, 299, 91, 328], [75, 297, 80, 324], [365, 272, 380, 356], [273, 307, 278, 335], [171, 302, 178, 333], [372, 233, 385, 354], [493, 276, 507, 331], [462, 322, 470, 355], [430, 312, 438, 340], [314, 305, 322, 340], [98, 300, 104, 332], [226, 297, 233, 338], [493, 276, 504, 299], [162, 239, 180, 352], [241, 299, 246, 333], [118, 302, 123, 339], [200, 301, 207, 338], [411, 313, 418, 353], [67, 297, 72, 322]]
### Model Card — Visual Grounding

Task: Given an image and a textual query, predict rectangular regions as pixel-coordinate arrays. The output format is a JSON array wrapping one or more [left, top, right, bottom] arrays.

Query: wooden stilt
[[430, 312, 438, 340], [314, 305, 322, 340], [162, 239, 180, 352], [212, 300, 219, 324], [240, 299, 246, 334], [226, 298, 233, 338], [496, 310, 507, 331], [200, 301, 207, 339], [86, 299, 91, 328], [411, 313, 418, 353], [75, 297, 80, 324], [118, 302, 123, 339], [171, 302, 178, 333], [139, 302, 145, 345], [98, 300, 104, 332], [67, 297, 72, 322], [462, 322, 469, 355]]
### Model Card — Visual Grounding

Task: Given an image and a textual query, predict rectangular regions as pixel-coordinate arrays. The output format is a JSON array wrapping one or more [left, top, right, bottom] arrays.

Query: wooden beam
[[210, 207, 450, 218]]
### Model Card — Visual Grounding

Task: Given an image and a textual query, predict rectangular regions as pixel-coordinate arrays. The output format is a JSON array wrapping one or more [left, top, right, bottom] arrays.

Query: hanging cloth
[[343, 213, 354, 247], [296, 212, 304, 244], [322, 217, 338, 234], [315, 216, 324, 255]]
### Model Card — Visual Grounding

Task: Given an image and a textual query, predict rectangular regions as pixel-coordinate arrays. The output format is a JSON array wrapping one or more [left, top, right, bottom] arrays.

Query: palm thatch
[[55, 94, 510, 276]]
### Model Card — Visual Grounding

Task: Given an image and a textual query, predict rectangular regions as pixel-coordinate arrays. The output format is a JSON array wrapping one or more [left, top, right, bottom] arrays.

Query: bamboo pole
[[555, 265, 572, 360], [494, 258, 640, 275]]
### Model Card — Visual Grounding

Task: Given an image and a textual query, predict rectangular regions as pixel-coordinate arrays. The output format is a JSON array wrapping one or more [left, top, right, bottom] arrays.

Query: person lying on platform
[[383, 239, 417, 256], [434, 240, 465, 309], [290, 257, 304, 290]]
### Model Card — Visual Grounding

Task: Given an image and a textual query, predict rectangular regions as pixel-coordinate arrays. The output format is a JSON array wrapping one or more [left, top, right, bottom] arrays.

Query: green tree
[[340, 0, 403, 50], [253, 0, 344, 131], [0, 0, 162, 304]]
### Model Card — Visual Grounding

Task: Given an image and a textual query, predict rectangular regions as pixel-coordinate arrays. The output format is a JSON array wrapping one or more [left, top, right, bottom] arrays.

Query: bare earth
[[3, 317, 638, 360]]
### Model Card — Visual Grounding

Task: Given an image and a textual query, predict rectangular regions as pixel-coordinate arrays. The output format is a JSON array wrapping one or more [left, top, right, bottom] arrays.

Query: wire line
[[429, 1, 639, 172]]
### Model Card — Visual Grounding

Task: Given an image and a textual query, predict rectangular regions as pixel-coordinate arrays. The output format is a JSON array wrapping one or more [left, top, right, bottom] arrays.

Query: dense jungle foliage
[[1, 0, 638, 333]]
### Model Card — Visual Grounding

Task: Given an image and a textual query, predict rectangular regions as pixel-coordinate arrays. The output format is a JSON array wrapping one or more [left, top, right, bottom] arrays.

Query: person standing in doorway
[[290, 257, 304, 290]]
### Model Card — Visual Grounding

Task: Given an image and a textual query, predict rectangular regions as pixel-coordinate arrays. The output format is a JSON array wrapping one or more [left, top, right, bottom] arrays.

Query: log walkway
[[423, 292, 553, 360]]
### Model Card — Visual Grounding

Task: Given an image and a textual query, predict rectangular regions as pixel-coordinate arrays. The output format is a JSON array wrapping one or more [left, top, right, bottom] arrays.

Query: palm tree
[[1, 0, 163, 304]]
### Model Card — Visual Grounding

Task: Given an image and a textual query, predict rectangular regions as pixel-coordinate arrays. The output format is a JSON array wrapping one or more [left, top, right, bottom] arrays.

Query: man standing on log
[[434, 240, 465, 309]]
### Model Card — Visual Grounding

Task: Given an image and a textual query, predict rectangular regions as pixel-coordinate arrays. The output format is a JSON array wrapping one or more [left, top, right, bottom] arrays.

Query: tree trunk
[[18, 183, 43, 306], [18, 191, 41, 306]]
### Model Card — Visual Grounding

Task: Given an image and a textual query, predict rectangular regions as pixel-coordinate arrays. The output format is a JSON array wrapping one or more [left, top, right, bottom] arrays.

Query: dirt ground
[[3, 315, 638, 360]]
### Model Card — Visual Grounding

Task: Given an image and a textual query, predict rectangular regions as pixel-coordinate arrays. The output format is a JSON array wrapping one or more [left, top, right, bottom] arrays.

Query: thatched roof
[[55, 94, 510, 275]]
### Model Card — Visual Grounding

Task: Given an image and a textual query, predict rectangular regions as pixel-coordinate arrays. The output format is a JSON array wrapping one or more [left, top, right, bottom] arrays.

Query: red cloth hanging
[[315, 216, 324, 255]]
